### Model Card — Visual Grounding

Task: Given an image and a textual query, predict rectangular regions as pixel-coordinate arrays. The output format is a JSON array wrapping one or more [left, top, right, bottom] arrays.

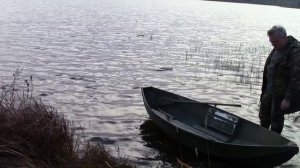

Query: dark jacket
[[261, 36, 300, 114]]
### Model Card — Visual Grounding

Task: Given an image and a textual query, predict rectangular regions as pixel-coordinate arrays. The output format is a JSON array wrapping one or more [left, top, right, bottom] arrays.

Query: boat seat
[[202, 108, 240, 142]]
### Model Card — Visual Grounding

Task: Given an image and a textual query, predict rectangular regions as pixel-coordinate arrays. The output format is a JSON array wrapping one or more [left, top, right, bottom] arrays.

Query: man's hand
[[280, 99, 290, 111]]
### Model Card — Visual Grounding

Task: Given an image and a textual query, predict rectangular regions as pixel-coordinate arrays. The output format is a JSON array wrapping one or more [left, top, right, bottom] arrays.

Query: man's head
[[267, 25, 288, 50]]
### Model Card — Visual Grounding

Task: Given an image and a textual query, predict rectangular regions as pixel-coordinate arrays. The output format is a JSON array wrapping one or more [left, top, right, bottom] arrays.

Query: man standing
[[260, 25, 300, 134]]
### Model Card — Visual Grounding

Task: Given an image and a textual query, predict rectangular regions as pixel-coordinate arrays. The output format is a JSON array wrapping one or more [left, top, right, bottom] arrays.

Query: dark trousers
[[259, 93, 284, 134]]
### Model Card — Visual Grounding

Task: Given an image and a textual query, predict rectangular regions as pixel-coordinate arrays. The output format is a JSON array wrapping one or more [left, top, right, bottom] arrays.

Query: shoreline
[[206, 0, 300, 9]]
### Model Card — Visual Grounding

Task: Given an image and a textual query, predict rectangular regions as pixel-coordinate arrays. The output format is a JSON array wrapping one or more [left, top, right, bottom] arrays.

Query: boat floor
[[157, 103, 238, 143]]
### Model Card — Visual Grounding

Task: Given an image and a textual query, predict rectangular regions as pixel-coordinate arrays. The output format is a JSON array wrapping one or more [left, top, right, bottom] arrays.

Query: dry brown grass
[[0, 70, 132, 168]]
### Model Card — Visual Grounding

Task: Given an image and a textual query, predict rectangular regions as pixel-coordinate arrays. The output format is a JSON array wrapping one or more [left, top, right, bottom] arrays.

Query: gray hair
[[267, 25, 287, 38]]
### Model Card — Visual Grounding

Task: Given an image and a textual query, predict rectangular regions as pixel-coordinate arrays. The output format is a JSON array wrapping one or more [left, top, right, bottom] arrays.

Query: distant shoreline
[[206, 0, 300, 9]]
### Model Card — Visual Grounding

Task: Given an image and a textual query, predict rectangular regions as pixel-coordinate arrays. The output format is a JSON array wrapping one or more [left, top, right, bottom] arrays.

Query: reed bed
[[181, 39, 270, 92], [0, 70, 132, 168]]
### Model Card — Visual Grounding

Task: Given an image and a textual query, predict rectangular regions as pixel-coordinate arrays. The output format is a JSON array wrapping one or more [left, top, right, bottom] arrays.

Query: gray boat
[[141, 87, 299, 167]]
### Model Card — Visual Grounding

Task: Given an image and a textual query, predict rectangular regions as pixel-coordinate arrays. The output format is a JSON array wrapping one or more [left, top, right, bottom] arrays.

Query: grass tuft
[[0, 70, 132, 168]]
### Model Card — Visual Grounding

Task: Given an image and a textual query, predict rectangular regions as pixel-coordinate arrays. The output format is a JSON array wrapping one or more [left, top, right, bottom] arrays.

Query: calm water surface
[[0, 0, 300, 167]]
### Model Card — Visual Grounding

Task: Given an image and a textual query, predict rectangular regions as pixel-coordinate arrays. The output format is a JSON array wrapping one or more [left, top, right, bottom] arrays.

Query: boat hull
[[142, 87, 299, 167]]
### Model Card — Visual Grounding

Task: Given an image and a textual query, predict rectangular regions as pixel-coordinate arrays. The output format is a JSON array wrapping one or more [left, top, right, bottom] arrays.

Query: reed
[[183, 39, 269, 89], [0, 70, 132, 168]]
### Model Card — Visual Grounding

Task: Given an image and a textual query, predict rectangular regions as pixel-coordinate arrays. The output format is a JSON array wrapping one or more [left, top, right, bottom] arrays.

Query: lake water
[[0, 0, 300, 167]]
